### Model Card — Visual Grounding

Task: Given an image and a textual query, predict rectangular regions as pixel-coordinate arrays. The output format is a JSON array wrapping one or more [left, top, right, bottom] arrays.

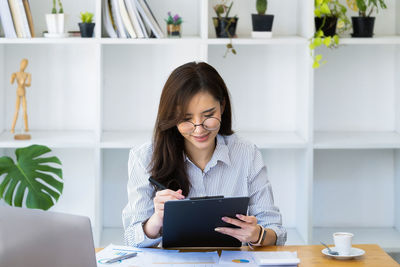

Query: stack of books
[[103, 0, 164, 38], [0, 0, 34, 38]]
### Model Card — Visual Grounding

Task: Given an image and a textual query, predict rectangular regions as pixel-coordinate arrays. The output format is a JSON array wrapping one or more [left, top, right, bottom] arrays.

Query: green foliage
[[355, 0, 387, 17], [311, 0, 350, 68], [0, 145, 63, 211], [165, 12, 182, 25], [256, 0, 267, 15], [80, 12, 94, 23], [51, 0, 63, 14], [214, 0, 235, 19], [213, 1, 238, 58]]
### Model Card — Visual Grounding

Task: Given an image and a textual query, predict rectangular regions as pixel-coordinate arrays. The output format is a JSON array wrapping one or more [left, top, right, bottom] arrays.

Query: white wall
[[102, 149, 129, 228], [208, 45, 299, 132], [315, 45, 396, 132], [313, 149, 395, 227], [0, 46, 4, 133], [4, 44, 98, 131], [395, 150, 400, 231], [208, 0, 300, 37]]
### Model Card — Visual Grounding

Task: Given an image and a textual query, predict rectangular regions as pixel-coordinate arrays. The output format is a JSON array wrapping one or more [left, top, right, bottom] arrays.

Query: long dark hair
[[150, 62, 234, 196]]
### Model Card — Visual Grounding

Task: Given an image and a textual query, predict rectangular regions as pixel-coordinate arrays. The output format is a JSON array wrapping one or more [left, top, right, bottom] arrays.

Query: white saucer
[[322, 247, 365, 260]]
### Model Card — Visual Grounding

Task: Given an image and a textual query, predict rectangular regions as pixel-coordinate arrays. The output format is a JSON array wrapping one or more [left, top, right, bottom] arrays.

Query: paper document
[[150, 251, 219, 265], [219, 251, 299, 266], [96, 244, 178, 266]]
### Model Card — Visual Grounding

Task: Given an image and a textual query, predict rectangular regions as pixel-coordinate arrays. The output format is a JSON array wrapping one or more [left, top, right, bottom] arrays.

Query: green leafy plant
[[165, 12, 182, 25], [256, 0, 267, 15], [213, 0, 238, 57], [353, 0, 387, 17], [310, 0, 351, 68], [0, 145, 63, 210], [80, 12, 94, 23], [51, 0, 63, 14]]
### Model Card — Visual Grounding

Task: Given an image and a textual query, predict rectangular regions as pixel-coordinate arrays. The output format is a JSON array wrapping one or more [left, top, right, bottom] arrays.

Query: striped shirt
[[122, 133, 287, 247]]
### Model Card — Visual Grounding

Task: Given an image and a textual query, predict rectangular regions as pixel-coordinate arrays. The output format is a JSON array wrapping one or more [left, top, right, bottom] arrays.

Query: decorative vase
[[213, 17, 238, 38], [79, 23, 95, 38], [251, 14, 274, 38], [167, 24, 181, 37], [351, 17, 375, 37], [315, 16, 338, 37]]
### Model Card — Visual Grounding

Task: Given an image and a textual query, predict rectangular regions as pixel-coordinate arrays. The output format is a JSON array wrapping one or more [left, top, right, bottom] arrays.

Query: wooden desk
[[96, 244, 400, 266]]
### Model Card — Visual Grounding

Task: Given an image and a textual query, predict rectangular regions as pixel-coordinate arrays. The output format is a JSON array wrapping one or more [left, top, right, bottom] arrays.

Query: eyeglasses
[[177, 117, 221, 134]]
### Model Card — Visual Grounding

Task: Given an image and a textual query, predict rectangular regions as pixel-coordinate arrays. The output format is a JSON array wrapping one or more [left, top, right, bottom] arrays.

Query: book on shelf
[[118, 0, 137, 38], [0, 0, 17, 37], [135, 0, 163, 38], [8, 0, 25, 37], [124, 0, 145, 38], [110, 0, 128, 38], [22, 0, 34, 37], [103, 0, 117, 38], [16, 0, 31, 38], [103, 0, 162, 38]]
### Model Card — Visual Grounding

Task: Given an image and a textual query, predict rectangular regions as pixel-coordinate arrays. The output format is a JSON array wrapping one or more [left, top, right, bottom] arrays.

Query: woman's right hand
[[153, 189, 185, 225], [143, 188, 185, 239]]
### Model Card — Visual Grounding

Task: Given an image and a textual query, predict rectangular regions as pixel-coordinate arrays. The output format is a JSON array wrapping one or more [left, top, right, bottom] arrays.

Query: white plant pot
[[57, 13, 65, 34], [45, 14, 58, 34]]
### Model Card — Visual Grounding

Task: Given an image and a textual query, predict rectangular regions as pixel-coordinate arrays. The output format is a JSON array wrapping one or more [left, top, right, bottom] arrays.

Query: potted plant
[[310, 0, 351, 68], [45, 0, 65, 37], [0, 145, 63, 210], [213, 0, 238, 57], [79, 12, 95, 38], [251, 0, 274, 38], [349, 0, 387, 37], [165, 12, 182, 38]]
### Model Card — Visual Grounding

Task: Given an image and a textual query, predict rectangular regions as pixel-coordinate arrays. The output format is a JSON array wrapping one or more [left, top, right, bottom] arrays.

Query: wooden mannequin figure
[[11, 58, 31, 140]]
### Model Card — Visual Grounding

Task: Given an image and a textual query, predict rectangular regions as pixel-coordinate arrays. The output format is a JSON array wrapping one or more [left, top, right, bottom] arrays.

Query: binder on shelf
[[0, 0, 17, 37], [125, 0, 144, 38], [118, 0, 136, 38], [22, 0, 34, 37], [135, 0, 163, 38], [8, 0, 24, 37], [110, 0, 127, 38], [16, 0, 31, 37], [103, 0, 117, 38]]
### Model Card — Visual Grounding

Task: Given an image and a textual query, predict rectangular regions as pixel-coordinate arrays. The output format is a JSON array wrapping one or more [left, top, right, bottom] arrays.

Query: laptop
[[0, 205, 97, 267]]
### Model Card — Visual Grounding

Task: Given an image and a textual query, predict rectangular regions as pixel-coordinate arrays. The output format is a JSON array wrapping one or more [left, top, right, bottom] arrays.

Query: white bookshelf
[[0, 0, 400, 253]]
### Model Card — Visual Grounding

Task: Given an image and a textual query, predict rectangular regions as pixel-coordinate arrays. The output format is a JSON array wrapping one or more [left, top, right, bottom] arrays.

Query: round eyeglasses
[[178, 117, 221, 134]]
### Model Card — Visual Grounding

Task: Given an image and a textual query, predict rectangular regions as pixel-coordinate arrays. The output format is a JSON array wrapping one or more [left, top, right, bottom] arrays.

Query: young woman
[[122, 62, 286, 247]]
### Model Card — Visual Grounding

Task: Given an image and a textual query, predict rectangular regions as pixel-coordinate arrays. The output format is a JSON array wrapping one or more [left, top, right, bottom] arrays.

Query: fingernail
[[215, 228, 221, 231], [236, 214, 242, 218], [221, 217, 227, 221]]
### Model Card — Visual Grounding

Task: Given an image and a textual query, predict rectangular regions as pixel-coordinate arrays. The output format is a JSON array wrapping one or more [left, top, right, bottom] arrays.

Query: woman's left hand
[[215, 214, 261, 243]]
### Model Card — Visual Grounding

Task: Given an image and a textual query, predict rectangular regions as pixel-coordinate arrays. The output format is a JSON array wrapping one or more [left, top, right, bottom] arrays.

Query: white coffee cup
[[333, 232, 353, 256]]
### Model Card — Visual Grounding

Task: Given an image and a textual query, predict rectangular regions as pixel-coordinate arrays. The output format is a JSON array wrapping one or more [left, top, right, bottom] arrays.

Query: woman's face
[[177, 91, 223, 152]]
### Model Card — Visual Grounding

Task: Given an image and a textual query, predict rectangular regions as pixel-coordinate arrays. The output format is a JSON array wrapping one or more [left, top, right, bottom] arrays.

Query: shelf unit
[[0, 0, 399, 252]]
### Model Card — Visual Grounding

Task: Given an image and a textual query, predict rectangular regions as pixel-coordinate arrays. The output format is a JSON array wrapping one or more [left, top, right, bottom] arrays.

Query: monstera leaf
[[0, 144, 63, 210]]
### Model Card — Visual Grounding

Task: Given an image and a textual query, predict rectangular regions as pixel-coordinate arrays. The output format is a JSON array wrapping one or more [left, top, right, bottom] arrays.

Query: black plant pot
[[252, 14, 274, 32], [79, 23, 95, 38], [351, 17, 375, 37], [315, 16, 337, 37], [213, 17, 238, 38]]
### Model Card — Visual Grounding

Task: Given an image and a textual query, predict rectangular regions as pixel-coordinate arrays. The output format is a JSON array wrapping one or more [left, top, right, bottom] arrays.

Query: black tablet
[[162, 196, 250, 248]]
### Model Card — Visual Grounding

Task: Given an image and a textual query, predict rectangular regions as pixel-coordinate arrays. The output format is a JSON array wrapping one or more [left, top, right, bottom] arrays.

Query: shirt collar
[[184, 134, 231, 167]]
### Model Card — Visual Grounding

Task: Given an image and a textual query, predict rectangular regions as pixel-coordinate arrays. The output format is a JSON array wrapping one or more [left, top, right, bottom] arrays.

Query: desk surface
[[96, 244, 400, 266]]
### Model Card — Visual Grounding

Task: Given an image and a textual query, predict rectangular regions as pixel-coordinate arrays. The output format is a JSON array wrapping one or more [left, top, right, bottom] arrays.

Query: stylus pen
[[105, 252, 137, 264], [149, 176, 167, 190]]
